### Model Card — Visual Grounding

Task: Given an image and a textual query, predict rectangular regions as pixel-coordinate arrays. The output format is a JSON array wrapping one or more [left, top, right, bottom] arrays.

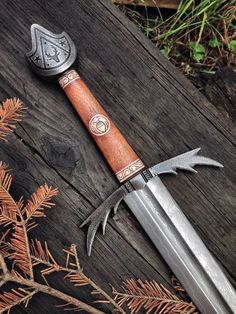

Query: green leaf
[[194, 52, 205, 62], [160, 47, 169, 58], [228, 40, 236, 51], [191, 42, 205, 53], [189, 41, 205, 62], [209, 38, 220, 48]]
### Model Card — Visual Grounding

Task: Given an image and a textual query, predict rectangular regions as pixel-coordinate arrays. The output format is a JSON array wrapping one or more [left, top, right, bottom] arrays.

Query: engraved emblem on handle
[[89, 114, 110, 136]]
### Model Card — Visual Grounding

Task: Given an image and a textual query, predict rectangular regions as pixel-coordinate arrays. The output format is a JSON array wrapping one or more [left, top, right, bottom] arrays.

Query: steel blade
[[124, 176, 236, 314]]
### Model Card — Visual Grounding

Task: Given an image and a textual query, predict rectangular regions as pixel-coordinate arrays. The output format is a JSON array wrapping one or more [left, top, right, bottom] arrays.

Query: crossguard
[[80, 148, 223, 255], [80, 187, 126, 255]]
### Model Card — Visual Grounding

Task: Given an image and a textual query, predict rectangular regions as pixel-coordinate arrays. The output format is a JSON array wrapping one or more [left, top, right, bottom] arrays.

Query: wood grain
[[0, 0, 235, 313], [204, 67, 236, 128], [113, 0, 180, 9], [59, 69, 145, 182]]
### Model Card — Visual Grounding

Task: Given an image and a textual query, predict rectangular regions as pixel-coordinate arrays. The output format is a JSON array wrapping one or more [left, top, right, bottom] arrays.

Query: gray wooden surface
[[0, 0, 235, 312], [205, 67, 236, 125]]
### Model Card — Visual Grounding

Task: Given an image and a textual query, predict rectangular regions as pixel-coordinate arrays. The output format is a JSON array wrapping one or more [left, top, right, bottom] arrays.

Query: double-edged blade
[[125, 175, 236, 314]]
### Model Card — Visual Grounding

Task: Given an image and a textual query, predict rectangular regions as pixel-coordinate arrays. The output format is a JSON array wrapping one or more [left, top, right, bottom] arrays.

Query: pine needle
[[0, 288, 36, 313], [0, 163, 122, 313], [30, 239, 58, 268], [0, 98, 24, 141], [9, 225, 32, 276], [65, 272, 89, 287], [113, 279, 197, 313], [0, 163, 18, 215], [23, 184, 58, 222]]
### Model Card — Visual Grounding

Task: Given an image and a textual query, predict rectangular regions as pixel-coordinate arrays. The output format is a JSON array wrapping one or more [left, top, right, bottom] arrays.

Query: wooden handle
[[58, 69, 145, 182]]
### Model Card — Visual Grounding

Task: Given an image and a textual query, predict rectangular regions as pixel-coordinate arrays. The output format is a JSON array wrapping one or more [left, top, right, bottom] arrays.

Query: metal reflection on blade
[[124, 175, 236, 314]]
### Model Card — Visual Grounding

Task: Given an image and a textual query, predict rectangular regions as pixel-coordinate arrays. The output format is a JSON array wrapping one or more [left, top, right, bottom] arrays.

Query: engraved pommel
[[25, 24, 77, 78]]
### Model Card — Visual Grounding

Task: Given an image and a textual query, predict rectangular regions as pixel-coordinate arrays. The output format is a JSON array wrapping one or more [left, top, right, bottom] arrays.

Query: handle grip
[[58, 69, 144, 183]]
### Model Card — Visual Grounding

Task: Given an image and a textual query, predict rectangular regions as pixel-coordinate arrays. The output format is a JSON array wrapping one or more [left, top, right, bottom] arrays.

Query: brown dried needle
[[113, 278, 197, 313], [0, 98, 24, 141], [0, 164, 123, 313]]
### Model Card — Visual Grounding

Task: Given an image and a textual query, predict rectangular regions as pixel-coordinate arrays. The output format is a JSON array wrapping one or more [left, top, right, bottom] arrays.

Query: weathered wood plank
[[204, 67, 236, 128], [0, 0, 235, 312], [113, 0, 180, 9]]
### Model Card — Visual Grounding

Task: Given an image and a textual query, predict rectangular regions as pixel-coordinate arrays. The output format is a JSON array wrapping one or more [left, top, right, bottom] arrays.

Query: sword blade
[[124, 176, 236, 314]]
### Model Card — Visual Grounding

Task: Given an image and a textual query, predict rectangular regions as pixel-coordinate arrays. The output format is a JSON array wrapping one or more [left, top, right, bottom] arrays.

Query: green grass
[[118, 0, 236, 76]]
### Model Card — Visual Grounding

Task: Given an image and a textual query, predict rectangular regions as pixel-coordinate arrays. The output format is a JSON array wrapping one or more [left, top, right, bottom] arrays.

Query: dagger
[[25, 24, 236, 314]]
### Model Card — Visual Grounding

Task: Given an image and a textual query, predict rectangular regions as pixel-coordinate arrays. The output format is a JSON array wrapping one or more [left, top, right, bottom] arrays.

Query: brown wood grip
[[58, 69, 145, 182]]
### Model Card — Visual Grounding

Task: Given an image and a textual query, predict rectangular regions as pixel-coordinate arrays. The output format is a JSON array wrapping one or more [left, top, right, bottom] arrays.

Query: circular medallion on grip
[[89, 114, 110, 136]]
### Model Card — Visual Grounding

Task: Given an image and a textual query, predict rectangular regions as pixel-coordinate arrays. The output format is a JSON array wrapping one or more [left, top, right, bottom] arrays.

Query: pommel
[[25, 24, 77, 78]]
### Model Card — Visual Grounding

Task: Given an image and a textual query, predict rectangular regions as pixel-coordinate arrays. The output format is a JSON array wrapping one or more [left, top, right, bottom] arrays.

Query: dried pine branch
[[1, 179, 58, 280], [30, 239, 60, 285], [5, 188, 34, 279], [0, 165, 123, 313], [0, 98, 24, 141], [0, 205, 18, 227], [0, 231, 11, 258], [0, 242, 11, 259], [0, 255, 104, 314], [9, 225, 32, 277], [30, 239, 58, 267], [31, 242, 126, 312], [23, 184, 58, 223], [65, 272, 90, 288], [113, 279, 197, 313], [0, 163, 18, 216], [63, 245, 126, 313], [0, 288, 37, 313]]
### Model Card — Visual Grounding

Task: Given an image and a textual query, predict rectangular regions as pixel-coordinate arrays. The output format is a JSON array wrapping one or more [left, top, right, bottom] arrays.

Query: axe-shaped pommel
[[26, 24, 236, 314], [26, 24, 145, 183]]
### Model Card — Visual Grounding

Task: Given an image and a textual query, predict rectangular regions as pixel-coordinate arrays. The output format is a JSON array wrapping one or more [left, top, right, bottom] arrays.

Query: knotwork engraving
[[116, 159, 145, 182]]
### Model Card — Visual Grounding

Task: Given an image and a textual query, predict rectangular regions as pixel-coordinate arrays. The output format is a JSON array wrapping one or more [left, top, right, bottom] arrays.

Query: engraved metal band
[[58, 69, 80, 89], [116, 159, 145, 183]]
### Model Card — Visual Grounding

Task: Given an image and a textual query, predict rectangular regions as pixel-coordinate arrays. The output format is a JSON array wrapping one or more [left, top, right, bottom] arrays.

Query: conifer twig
[[0, 254, 104, 314], [113, 279, 197, 313], [65, 245, 126, 314], [0, 98, 24, 141], [0, 288, 37, 313], [30, 242, 125, 313], [0, 161, 123, 313]]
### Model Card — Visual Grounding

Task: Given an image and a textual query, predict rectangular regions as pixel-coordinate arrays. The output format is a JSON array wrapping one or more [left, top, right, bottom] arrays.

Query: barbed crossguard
[[26, 24, 236, 314]]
